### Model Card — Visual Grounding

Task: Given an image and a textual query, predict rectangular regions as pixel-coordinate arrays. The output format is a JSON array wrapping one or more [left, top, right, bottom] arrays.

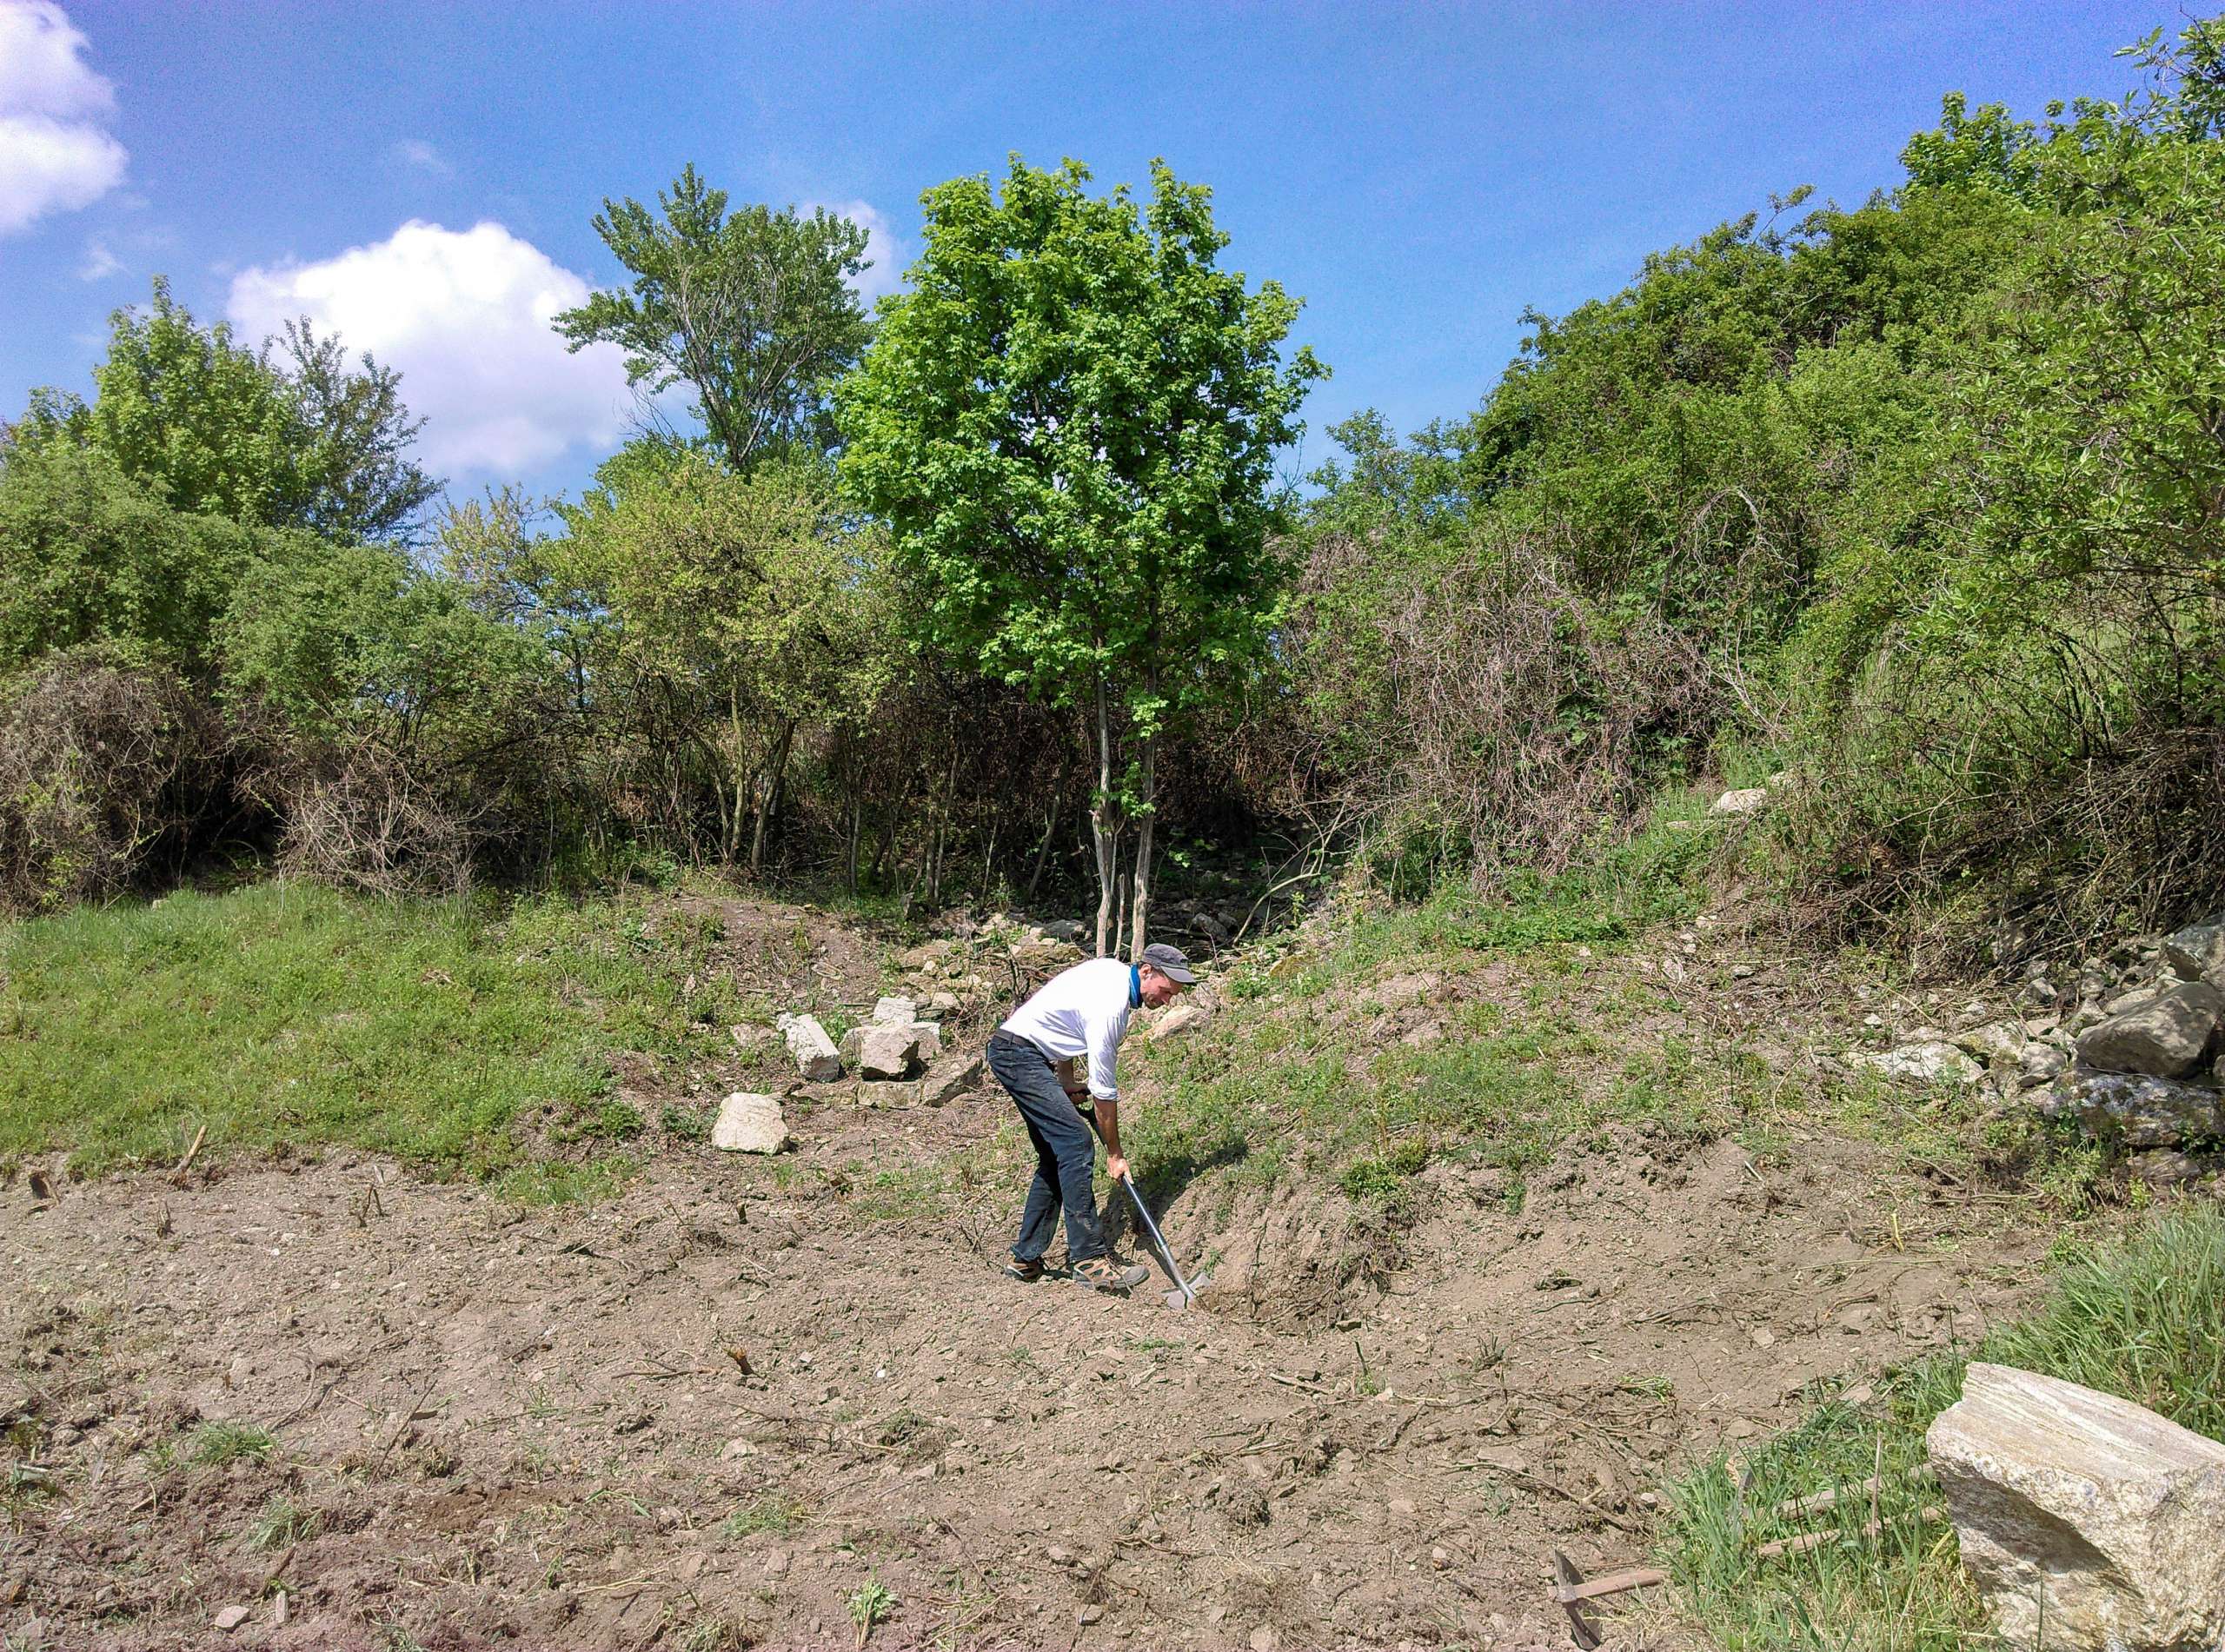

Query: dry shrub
[[0, 651, 226, 912], [1285, 530, 1717, 881], [258, 738, 479, 898]]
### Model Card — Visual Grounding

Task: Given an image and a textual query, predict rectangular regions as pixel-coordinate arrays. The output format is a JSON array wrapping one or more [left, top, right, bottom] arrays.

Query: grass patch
[[0, 879, 746, 1182], [1657, 1206, 2225, 1650], [720, 1493, 805, 1539], [244, 1494, 322, 1550], [189, 1421, 275, 1466]]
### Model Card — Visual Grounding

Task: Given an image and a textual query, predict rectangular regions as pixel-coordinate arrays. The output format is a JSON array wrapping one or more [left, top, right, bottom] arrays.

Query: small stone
[[711, 1092, 789, 1154], [1750, 1326, 1777, 1348], [764, 1550, 791, 1576], [1429, 1546, 1451, 1569], [1079, 1605, 1106, 1625], [214, 1606, 249, 1632], [1386, 1496, 1418, 1518], [1730, 963, 1754, 979], [1249, 1629, 1278, 1652]]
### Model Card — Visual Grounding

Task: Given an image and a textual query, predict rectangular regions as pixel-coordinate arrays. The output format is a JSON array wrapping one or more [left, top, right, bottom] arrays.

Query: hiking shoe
[[1072, 1257, 1152, 1293], [1004, 1256, 1047, 1283]]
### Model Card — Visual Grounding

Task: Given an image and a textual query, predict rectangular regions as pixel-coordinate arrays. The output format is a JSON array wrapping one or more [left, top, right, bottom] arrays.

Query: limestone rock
[[860, 1080, 920, 1108], [776, 1013, 842, 1082], [1041, 918, 1087, 944], [2016, 1043, 2067, 1090], [1149, 1003, 1213, 1043], [1928, 1362, 2225, 1651], [1954, 1020, 2028, 1068], [2162, 918, 2225, 990], [2048, 1070, 2223, 1147], [711, 1093, 788, 1154], [2076, 983, 2223, 1078], [1710, 786, 1769, 816], [907, 1020, 944, 1063], [854, 1023, 923, 1081], [1848, 1041, 1983, 1085], [872, 995, 917, 1025], [920, 1052, 984, 1106]]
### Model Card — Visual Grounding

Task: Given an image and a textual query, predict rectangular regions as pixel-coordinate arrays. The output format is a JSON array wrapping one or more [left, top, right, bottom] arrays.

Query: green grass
[[720, 1493, 805, 1539], [0, 879, 749, 1181], [189, 1421, 275, 1466], [1657, 1206, 2225, 1651]]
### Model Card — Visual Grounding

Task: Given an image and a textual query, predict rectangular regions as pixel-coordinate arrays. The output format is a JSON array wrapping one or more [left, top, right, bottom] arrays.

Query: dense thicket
[[3, 23, 2220, 945], [1285, 19, 2225, 940]]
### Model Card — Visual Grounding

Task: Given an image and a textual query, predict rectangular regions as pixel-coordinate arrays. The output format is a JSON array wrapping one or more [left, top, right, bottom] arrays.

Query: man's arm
[[1057, 1058, 1128, 1181]]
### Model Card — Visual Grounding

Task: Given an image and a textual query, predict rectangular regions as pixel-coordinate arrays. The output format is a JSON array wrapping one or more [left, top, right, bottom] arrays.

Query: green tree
[[17, 280, 436, 542], [0, 442, 262, 680], [558, 451, 894, 871], [839, 156, 1324, 956], [553, 168, 874, 473]]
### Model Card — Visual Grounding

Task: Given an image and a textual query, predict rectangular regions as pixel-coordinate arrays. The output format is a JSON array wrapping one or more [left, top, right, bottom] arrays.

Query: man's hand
[[1106, 1153, 1129, 1183]]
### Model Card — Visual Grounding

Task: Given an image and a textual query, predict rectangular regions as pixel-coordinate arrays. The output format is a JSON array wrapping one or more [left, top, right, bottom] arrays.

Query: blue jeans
[[987, 1030, 1106, 1265]]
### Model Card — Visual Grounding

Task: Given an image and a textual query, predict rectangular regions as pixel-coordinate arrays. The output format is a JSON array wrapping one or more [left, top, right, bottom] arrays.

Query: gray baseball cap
[[1139, 942, 1196, 985]]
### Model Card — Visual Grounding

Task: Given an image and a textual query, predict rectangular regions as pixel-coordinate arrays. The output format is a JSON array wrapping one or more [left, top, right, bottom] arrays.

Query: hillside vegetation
[[3, 20, 2221, 961]]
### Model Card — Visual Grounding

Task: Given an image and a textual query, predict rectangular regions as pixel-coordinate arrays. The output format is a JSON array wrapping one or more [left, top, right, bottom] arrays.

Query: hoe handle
[[1120, 1173, 1194, 1301]]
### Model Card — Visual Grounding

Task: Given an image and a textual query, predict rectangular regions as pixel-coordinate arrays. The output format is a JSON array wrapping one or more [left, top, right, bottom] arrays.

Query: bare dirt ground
[[0, 900, 2058, 1651]]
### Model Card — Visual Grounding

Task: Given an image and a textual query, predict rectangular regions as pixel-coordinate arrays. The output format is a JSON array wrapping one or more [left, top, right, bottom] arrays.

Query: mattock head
[[1551, 1549, 1603, 1650]]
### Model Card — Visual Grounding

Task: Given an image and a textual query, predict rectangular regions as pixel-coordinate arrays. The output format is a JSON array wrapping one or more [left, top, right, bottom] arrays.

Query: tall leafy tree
[[554, 168, 874, 473], [839, 156, 1324, 955], [16, 279, 437, 542]]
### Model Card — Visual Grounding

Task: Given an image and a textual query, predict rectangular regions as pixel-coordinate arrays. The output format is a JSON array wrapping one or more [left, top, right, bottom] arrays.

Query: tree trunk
[[747, 720, 792, 879], [1128, 716, 1158, 959], [1025, 776, 1062, 900], [1091, 676, 1119, 958], [845, 793, 860, 896]]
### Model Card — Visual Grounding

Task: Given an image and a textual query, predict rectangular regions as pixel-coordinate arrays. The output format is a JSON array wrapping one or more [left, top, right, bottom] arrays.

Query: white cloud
[[0, 1, 127, 235], [814, 199, 906, 304], [77, 234, 117, 278], [389, 138, 450, 176], [228, 220, 635, 477]]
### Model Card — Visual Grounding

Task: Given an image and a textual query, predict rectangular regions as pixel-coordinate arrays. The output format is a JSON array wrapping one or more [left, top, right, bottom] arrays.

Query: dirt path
[[3, 1066, 2049, 1651]]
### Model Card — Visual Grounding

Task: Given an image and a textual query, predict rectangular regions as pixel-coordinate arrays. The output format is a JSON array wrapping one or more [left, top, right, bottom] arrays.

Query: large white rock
[[775, 1013, 842, 1082], [871, 996, 917, 1026], [1928, 1363, 2225, 1650], [1710, 786, 1770, 817], [854, 1022, 921, 1081], [711, 1092, 789, 1154]]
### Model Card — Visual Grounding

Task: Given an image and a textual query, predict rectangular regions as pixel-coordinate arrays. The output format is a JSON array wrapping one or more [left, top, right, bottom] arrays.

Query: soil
[[0, 900, 2056, 1651]]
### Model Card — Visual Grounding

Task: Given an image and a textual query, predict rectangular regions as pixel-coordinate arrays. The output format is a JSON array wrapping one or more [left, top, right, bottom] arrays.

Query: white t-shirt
[[1000, 957, 1139, 1102]]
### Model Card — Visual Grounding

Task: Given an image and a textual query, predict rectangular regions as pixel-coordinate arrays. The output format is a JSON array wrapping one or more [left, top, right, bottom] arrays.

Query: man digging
[[988, 941, 1195, 1293]]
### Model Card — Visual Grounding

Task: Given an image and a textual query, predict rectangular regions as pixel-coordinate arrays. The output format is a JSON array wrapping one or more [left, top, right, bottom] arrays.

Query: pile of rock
[[2032, 917, 2224, 1187], [757, 995, 983, 1114], [1848, 913, 2225, 1188]]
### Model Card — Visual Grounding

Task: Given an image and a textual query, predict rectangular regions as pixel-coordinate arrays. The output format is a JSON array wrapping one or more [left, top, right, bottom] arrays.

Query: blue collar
[[1129, 965, 1142, 1010]]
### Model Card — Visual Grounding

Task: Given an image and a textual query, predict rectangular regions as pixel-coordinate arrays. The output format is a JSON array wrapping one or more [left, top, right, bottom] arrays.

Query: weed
[[594, 1100, 646, 1139], [661, 1103, 708, 1141], [188, 1422, 274, 1467], [721, 1495, 804, 1539], [847, 1576, 895, 1648], [244, 1494, 320, 1550]]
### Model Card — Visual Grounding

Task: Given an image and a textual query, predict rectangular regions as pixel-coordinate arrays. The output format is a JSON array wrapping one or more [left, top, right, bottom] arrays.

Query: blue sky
[[0, 0, 2176, 507]]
